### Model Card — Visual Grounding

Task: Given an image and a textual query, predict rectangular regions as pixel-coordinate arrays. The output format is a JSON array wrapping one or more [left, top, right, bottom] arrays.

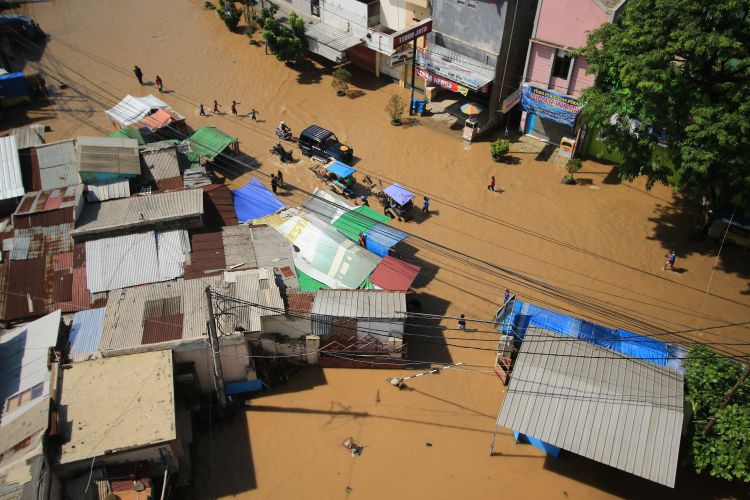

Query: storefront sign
[[391, 18, 433, 51], [500, 87, 522, 114], [416, 49, 492, 92], [416, 66, 469, 96], [520, 84, 582, 127]]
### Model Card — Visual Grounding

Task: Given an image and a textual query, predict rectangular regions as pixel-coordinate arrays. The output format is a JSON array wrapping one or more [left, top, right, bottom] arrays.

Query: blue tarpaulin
[[520, 83, 581, 127], [514, 432, 561, 457], [326, 161, 356, 179], [505, 300, 684, 369], [232, 177, 285, 223], [69, 308, 106, 356], [383, 183, 414, 206], [0, 72, 29, 100], [364, 224, 408, 257], [226, 379, 263, 394]]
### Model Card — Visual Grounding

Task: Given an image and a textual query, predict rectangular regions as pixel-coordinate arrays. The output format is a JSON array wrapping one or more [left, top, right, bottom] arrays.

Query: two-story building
[[519, 0, 626, 145]]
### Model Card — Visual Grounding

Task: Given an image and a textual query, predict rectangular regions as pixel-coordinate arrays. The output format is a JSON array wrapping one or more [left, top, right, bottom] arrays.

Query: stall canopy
[[305, 22, 363, 63], [231, 178, 285, 223], [257, 208, 381, 290], [383, 183, 414, 205], [369, 256, 420, 291], [105, 94, 169, 128], [186, 126, 236, 162], [363, 223, 408, 257], [331, 206, 407, 257], [326, 161, 356, 179], [141, 108, 183, 131]]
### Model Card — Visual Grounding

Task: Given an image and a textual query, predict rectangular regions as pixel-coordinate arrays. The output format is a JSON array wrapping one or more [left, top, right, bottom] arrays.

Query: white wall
[[261, 315, 312, 339], [356, 320, 404, 339], [380, 0, 406, 30], [173, 336, 250, 394], [321, 0, 369, 36]]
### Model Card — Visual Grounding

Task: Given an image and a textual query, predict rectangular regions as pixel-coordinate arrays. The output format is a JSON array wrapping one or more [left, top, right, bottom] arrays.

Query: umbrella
[[460, 102, 483, 115]]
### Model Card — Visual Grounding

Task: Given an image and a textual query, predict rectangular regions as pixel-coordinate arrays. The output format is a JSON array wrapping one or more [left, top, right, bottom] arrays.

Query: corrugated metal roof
[[0, 136, 24, 201], [249, 225, 298, 289], [305, 23, 364, 52], [302, 188, 354, 224], [140, 143, 181, 181], [13, 185, 82, 216], [183, 231, 225, 279], [84, 180, 130, 202], [203, 184, 238, 228], [0, 310, 60, 426], [1, 257, 50, 321], [73, 189, 203, 239], [34, 139, 80, 191], [6, 125, 45, 150], [496, 329, 684, 488], [312, 290, 406, 319], [222, 268, 284, 332], [68, 307, 105, 361], [99, 276, 228, 351], [85, 230, 190, 293], [76, 137, 140, 175]]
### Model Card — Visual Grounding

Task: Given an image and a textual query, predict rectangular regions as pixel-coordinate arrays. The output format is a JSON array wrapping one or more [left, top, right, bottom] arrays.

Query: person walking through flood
[[199, 104, 206, 116], [422, 197, 430, 214], [213, 100, 220, 114], [250, 108, 258, 121], [276, 170, 284, 188], [271, 174, 278, 194], [458, 314, 466, 330], [663, 250, 677, 271], [155, 75, 163, 92], [488, 176, 495, 191], [231, 100, 239, 115], [133, 65, 143, 85]]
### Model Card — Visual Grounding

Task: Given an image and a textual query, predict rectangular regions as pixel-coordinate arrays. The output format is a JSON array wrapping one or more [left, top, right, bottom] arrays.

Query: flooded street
[[7, 0, 750, 497]]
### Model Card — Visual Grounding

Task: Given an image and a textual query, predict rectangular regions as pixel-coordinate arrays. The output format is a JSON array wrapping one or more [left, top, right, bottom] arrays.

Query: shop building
[[421, 0, 537, 126], [519, 0, 627, 145]]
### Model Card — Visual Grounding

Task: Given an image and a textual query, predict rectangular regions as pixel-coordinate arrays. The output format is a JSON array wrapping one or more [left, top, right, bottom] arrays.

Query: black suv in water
[[298, 125, 354, 163]]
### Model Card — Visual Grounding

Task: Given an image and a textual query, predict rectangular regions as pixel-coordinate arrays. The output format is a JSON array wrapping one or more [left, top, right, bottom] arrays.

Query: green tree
[[217, 2, 242, 30], [684, 345, 750, 482], [579, 0, 750, 206], [262, 13, 307, 63]]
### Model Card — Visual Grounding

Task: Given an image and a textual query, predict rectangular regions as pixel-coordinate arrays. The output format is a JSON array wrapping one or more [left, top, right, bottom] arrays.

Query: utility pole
[[408, 39, 418, 116], [702, 364, 750, 437], [205, 286, 228, 411]]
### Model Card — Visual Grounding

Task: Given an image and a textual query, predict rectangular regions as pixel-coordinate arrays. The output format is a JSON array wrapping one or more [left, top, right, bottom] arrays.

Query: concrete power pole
[[205, 286, 228, 411]]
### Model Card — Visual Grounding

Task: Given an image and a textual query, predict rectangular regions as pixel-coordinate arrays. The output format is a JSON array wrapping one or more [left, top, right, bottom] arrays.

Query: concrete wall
[[431, 0, 508, 60], [380, 0, 406, 30], [321, 0, 370, 37], [173, 336, 250, 394], [261, 315, 312, 339], [565, 57, 594, 96], [535, 0, 610, 49], [57, 444, 176, 478]]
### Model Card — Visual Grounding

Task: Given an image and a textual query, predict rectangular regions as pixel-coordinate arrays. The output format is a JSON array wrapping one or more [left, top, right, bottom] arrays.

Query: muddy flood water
[[6, 0, 750, 498]]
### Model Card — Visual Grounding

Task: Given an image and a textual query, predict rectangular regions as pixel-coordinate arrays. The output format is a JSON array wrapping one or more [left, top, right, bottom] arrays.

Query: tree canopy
[[684, 345, 750, 482], [579, 0, 750, 206], [263, 12, 307, 64]]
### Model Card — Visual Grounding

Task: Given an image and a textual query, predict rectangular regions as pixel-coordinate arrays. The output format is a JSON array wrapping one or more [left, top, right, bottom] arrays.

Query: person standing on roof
[[133, 65, 143, 85], [358, 232, 367, 248], [155, 75, 163, 93]]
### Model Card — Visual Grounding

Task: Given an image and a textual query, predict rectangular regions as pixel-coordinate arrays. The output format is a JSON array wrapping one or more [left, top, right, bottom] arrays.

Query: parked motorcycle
[[270, 143, 294, 163]]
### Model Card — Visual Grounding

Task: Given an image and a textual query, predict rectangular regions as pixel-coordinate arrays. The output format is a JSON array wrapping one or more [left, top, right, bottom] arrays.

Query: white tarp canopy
[[257, 208, 380, 289], [105, 94, 170, 128]]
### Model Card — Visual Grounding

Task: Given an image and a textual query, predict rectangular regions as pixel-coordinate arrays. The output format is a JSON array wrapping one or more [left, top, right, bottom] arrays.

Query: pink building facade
[[519, 0, 626, 144]]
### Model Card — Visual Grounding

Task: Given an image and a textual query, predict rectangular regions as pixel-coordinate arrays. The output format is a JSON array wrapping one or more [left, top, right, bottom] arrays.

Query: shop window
[[551, 50, 572, 80], [3, 382, 44, 415]]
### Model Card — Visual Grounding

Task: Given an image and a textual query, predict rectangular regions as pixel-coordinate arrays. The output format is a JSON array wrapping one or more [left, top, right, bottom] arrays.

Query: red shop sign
[[416, 66, 460, 92]]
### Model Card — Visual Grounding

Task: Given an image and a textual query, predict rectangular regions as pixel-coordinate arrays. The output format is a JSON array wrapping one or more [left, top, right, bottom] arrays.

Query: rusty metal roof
[[183, 231, 225, 279], [13, 185, 83, 216], [202, 184, 238, 228]]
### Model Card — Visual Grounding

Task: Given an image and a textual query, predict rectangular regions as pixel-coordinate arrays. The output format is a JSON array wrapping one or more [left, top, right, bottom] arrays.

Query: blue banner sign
[[521, 84, 582, 127]]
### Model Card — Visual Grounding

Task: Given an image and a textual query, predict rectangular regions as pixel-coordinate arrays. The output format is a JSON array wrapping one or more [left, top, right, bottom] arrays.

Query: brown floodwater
[[7, 0, 750, 498]]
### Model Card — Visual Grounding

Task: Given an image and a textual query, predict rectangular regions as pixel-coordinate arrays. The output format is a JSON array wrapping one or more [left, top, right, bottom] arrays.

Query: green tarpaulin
[[331, 205, 390, 242], [107, 128, 145, 145], [296, 269, 330, 292], [185, 126, 236, 162]]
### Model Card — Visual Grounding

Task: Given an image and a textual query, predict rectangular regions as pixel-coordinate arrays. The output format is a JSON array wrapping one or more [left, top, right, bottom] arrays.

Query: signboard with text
[[500, 87, 522, 114], [390, 46, 413, 68], [416, 66, 469, 96], [391, 18, 433, 51], [520, 84, 582, 127], [416, 49, 492, 92]]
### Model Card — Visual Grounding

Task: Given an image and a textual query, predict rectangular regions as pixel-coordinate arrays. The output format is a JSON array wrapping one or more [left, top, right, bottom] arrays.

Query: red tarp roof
[[140, 108, 182, 131], [369, 256, 420, 292]]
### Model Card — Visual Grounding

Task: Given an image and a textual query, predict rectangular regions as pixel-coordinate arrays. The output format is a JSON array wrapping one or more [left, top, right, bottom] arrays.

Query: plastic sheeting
[[105, 94, 169, 127], [363, 223, 408, 257], [507, 300, 685, 369], [186, 126, 236, 161], [383, 183, 413, 205], [257, 208, 380, 289], [326, 161, 356, 178], [232, 178, 286, 223], [369, 256, 420, 291], [331, 206, 404, 257]]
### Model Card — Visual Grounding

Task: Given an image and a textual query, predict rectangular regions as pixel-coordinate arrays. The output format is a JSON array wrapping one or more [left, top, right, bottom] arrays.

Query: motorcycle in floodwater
[[270, 143, 294, 163], [275, 127, 296, 143]]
